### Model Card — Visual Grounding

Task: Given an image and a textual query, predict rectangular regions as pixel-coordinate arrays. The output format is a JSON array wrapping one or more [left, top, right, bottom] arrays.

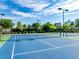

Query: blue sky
[[0, 0, 79, 25]]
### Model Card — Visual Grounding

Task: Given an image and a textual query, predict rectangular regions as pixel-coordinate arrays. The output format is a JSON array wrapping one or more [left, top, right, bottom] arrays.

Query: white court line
[[14, 43, 79, 56], [11, 35, 16, 59], [38, 39, 57, 48]]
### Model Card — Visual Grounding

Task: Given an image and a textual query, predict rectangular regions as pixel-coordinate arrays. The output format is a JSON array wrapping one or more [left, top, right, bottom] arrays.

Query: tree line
[[0, 18, 79, 34]]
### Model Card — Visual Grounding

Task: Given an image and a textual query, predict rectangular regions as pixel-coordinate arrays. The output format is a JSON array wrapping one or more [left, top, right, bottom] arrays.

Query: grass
[[0, 34, 11, 47]]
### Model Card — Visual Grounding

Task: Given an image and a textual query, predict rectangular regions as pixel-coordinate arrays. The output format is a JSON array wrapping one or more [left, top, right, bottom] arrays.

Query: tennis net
[[0, 33, 61, 42], [66, 33, 79, 37]]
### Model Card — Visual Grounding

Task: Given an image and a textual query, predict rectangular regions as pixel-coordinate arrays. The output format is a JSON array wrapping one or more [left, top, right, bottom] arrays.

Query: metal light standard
[[58, 8, 68, 37]]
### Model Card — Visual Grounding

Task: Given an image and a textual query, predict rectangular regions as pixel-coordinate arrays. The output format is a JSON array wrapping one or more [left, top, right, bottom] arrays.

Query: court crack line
[[14, 43, 79, 56]]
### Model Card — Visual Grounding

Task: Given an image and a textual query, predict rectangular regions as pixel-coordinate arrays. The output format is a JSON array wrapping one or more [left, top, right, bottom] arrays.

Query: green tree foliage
[[0, 18, 14, 28], [16, 21, 22, 29], [42, 22, 51, 31], [63, 20, 74, 31], [32, 22, 41, 29], [75, 18, 79, 27], [0, 26, 3, 33], [50, 24, 57, 30], [70, 21, 74, 28], [2, 18, 79, 33], [22, 24, 28, 33], [42, 22, 56, 32], [63, 24, 70, 29], [23, 24, 27, 29], [28, 24, 31, 29], [54, 22, 62, 29]]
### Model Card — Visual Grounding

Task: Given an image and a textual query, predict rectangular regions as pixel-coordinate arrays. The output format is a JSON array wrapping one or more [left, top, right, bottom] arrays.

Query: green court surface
[[0, 34, 11, 47]]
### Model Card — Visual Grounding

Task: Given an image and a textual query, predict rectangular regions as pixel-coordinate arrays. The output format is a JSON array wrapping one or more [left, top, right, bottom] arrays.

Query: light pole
[[58, 8, 68, 37]]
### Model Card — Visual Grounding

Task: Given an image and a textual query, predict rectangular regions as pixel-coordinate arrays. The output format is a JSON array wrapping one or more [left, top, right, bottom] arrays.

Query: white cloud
[[11, 10, 34, 17], [0, 4, 9, 10], [12, 0, 50, 11], [63, 0, 79, 11], [64, 10, 79, 15], [52, 0, 75, 7], [32, 3, 49, 11], [12, 0, 79, 18], [0, 16, 17, 19], [23, 0, 76, 17], [41, 0, 79, 16]]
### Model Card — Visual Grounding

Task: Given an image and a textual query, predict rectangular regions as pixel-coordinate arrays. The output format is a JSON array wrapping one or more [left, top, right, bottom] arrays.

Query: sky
[[0, 0, 79, 25]]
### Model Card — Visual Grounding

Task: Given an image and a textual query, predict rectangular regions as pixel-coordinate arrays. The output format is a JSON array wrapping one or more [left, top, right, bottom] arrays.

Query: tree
[[50, 24, 56, 30], [54, 22, 62, 29], [0, 18, 14, 29], [32, 22, 41, 29], [32, 22, 41, 32], [42, 22, 56, 32], [23, 24, 27, 29], [16, 21, 23, 33], [63, 22, 70, 32], [63, 20, 75, 32], [63, 24, 70, 30], [70, 21, 74, 28], [22, 24, 28, 33], [0, 26, 3, 33], [75, 18, 79, 27], [28, 24, 31, 29], [16, 21, 22, 29], [42, 22, 51, 32]]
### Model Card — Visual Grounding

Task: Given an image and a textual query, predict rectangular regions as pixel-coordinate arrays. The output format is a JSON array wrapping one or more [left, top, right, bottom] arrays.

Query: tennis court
[[0, 33, 79, 59]]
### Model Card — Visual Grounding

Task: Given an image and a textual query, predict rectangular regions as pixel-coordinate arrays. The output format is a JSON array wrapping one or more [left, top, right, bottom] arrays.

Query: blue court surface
[[0, 34, 79, 59]]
